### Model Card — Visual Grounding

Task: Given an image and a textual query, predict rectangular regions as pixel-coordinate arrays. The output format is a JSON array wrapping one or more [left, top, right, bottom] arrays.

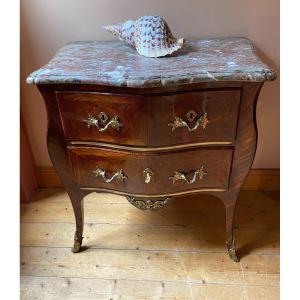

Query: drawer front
[[69, 147, 233, 195], [57, 92, 147, 146], [148, 90, 241, 146]]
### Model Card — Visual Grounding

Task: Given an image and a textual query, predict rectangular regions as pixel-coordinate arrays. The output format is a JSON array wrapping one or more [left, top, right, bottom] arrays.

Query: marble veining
[[27, 38, 276, 88]]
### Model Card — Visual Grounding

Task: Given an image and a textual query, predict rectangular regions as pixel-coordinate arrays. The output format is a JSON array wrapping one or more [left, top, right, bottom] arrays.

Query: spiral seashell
[[103, 16, 184, 58]]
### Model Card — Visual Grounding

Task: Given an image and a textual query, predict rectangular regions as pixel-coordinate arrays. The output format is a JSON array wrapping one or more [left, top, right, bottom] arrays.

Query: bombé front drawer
[[68, 146, 233, 195], [148, 89, 241, 146], [56, 92, 147, 146]]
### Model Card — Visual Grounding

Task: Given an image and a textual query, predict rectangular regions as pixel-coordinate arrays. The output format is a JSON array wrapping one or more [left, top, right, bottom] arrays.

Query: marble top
[[27, 38, 276, 88]]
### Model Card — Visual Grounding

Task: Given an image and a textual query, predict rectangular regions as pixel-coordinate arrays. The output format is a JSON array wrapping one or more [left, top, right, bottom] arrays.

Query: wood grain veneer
[[27, 38, 276, 261]]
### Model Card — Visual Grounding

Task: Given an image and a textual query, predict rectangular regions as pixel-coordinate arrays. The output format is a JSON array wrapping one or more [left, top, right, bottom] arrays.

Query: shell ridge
[[104, 15, 184, 57]]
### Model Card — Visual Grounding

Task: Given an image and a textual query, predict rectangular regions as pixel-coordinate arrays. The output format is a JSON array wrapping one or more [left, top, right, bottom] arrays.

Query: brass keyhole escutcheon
[[186, 110, 197, 123], [143, 168, 154, 184], [99, 112, 109, 125]]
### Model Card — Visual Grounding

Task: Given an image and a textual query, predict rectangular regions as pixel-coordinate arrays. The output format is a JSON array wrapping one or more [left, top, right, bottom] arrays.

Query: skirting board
[[35, 167, 279, 191]]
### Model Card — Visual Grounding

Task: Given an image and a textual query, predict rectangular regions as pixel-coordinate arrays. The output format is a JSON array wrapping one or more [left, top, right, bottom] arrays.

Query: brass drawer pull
[[84, 112, 122, 132], [168, 112, 209, 132], [169, 166, 207, 184], [93, 167, 127, 183]]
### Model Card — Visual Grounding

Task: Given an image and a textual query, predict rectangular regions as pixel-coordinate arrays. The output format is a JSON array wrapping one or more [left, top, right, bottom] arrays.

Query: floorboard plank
[[21, 191, 279, 230], [20, 247, 279, 286], [20, 222, 279, 255], [20, 189, 280, 299], [21, 275, 279, 300]]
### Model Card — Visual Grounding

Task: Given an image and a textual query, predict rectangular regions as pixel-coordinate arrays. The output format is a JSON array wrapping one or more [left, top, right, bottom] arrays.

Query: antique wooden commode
[[27, 38, 276, 261]]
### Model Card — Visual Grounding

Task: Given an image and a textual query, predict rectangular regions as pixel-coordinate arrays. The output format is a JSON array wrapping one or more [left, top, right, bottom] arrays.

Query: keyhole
[[99, 112, 109, 124], [186, 110, 197, 123]]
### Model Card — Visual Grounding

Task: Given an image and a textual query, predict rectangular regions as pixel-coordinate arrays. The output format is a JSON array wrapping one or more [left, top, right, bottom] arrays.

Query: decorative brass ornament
[[84, 115, 98, 127], [186, 110, 197, 123], [84, 113, 122, 132], [98, 112, 109, 124], [93, 167, 127, 183], [72, 233, 83, 253], [143, 168, 154, 184], [168, 112, 210, 132], [126, 196, 171, 210], [169, 166, 207, 184], [226, 238, 239, 262]]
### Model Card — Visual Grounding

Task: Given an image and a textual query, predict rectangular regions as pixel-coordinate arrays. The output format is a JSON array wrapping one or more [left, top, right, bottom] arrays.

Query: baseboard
[[35, 167, 280, 191], [240, 169, 279, 191], [36, 167, 64, 188]]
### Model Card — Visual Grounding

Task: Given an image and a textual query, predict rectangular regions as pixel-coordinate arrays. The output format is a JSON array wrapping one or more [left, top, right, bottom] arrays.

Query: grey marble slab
[[27, 38, 276, 88]]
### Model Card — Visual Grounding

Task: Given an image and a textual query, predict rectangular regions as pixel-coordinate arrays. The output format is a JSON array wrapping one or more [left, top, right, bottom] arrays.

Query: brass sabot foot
[[72, 234, 83, 253], [226, 238, 239, 262]]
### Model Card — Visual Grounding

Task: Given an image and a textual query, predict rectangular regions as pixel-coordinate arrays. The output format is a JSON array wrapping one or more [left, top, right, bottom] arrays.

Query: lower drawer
[[68, 146, 233, 195]]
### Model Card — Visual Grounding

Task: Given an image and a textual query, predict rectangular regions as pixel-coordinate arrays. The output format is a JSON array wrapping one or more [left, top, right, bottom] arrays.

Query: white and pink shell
[[103, 16, 184, 58]]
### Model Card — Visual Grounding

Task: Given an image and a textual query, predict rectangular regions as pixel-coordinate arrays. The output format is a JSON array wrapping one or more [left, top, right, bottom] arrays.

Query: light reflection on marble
[[27, 38, 276, 87]]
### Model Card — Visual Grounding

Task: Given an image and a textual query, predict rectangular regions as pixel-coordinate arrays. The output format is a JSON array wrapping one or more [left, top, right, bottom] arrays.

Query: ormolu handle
[[93, 167, 127, 183], [169, 166, 207, 184], [84, 112, 122, 132], [168, 112, 209, 132]]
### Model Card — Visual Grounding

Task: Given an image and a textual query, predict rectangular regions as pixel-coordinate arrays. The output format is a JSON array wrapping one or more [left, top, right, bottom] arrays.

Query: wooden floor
[[20, 189, 279, 300]]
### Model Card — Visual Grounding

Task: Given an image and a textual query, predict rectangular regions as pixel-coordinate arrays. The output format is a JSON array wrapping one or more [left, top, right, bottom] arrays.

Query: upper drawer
[[148, 89, 241, 146], [56, 92, 147, 146]]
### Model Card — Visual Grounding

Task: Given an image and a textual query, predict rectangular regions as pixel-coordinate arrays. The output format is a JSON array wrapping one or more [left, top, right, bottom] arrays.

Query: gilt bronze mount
[[126, 196, 171, 211]]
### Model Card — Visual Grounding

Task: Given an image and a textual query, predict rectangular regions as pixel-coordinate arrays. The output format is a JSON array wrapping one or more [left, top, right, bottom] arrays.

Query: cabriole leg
[[46, 129, 85, 254], [70, 192, 84, 253], [225, 201, 239, 262]]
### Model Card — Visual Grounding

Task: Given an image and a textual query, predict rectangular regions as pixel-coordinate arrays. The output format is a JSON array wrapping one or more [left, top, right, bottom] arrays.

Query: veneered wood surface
[[209, 82, 263, 255], [57, 89, 240, 147], [37, 80, 264, 260], [68, 146, 233, 194], [39, 81, 244, 95], [35, 166, 280, 191], [57, 92, 147, 146], [148, 89, 241, 146], [39, 86, 85, 251]]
